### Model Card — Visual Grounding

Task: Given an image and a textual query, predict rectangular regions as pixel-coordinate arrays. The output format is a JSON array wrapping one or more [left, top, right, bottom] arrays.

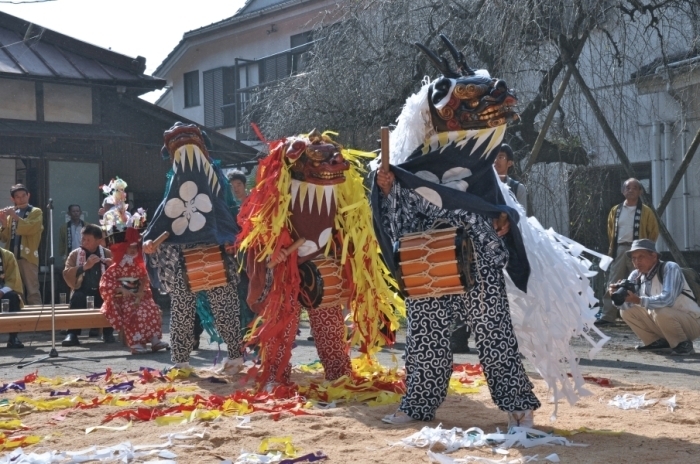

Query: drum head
[[298, 260, 324, 308], [455, 228, 475, 291]]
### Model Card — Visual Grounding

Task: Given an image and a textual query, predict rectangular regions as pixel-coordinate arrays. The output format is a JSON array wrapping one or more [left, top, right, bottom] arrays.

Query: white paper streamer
[[396, 424, 583, 455], [608, 393, 659, 410], [235, 415, 253, 429], [233, 451, 283, 463], [1, 428, 207, 464], [497, 177, 610, 417], [428, 451, 561, 463], [660, 395, 677, 411]]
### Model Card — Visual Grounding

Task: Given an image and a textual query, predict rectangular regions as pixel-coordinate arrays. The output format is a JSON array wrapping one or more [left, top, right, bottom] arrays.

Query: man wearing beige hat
[[598, 178, 659, 326], [610, 239, 700, 356]]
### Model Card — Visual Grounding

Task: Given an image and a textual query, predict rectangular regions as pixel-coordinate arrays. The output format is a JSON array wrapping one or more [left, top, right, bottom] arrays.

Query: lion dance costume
[[372, 35, 609, 425], [144, 123, 243, 371], [237, 130, 403, 388]]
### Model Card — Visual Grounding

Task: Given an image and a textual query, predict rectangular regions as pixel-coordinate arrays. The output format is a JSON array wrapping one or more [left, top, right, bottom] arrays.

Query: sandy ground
[[2, 315, 700, 463]]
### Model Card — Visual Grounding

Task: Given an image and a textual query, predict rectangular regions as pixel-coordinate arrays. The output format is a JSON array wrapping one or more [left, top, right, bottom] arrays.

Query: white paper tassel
[[497, 174, 610, 417]]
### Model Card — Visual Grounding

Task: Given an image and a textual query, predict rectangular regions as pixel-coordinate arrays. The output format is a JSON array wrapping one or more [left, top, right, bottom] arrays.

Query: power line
[[0, 0, 56, 4]]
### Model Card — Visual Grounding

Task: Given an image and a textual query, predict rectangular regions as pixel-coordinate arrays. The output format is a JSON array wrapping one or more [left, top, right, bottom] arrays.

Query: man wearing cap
[[0, 184, 43, 305], [598, 178, 659, 327], [610, 239, 699, 356]]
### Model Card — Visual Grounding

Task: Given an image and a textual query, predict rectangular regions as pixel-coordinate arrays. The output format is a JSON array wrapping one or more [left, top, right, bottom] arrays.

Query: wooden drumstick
[[380, 126, 390, 172], [152, 231, 170, 247], [267, 237, 306, 269]]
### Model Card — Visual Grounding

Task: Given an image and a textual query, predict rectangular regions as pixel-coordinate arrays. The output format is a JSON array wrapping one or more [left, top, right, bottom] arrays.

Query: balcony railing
[[231, 40, 318, 139]]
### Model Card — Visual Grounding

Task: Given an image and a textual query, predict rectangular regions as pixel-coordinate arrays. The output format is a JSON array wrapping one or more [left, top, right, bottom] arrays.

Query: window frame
[[183, 70, 200, 108]]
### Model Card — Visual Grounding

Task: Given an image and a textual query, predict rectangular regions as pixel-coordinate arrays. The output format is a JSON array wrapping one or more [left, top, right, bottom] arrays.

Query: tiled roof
[[0, 11, 165, 95], [153, 0, 314, 76]]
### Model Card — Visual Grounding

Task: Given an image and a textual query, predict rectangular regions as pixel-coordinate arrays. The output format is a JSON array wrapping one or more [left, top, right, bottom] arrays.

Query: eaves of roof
[[153, 0, 315, 77], [0, 11, 165, 96], [120, 96, 260, 163]]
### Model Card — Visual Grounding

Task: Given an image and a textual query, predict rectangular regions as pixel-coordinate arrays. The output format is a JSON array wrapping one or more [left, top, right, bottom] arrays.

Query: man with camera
[[598, 179, 659, 327], [610, 239, 699, 356]]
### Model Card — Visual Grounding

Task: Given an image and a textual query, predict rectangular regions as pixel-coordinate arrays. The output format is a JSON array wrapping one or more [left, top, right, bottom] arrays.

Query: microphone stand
[[18, 198, 98, 368]]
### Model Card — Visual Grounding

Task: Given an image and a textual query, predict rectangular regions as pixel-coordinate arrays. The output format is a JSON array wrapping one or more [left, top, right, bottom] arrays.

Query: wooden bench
[[1, 309, 110, 333]]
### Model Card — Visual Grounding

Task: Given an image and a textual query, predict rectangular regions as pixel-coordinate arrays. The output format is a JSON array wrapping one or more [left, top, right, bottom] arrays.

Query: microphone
[[47, 198, 54, 210]]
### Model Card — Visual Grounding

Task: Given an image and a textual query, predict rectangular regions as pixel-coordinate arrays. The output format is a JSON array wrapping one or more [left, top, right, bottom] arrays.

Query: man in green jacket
[[597, 178, 659, 326], [0, 184, 44, 305]]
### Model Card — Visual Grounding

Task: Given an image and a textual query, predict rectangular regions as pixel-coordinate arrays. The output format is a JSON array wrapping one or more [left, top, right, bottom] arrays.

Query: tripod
[[18, 198, 98, 368]]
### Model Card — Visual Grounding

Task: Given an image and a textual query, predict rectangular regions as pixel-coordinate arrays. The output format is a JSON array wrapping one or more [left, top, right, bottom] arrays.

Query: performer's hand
[[143, 240, 156, 254], [270, 247, 291, 266], [83, 254, 101, 270], [103, 258, 113, 267], [491, 213, 510, 237], [6, 208, 19, 221], [376, 169, 395, 197]]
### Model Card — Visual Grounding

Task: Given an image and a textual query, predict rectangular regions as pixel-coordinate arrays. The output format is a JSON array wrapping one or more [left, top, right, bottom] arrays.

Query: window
[[184, 70, 200, 107], [203, 67, 235, 128], [290, 31, 313, 48], [290, 31, 314, 74]]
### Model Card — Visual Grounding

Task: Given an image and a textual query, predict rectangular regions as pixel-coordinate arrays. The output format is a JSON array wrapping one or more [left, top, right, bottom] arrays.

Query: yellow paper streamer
[[165, 368, 193, 381], [153, 408, 223, 426], [448, 377, 484, 395], [0, 433, 41, 451], [0, 420, 24, 430], [259, 436, 298, 457]]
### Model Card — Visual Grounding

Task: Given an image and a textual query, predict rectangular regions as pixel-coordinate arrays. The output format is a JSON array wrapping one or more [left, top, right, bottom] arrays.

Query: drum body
[[298, 257, 350, 309], [182, 245, 229, 292], [395, 227, 473, 298]]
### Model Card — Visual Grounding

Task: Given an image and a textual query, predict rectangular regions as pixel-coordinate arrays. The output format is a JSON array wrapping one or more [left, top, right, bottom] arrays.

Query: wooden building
[[0, 11, 258, 299]]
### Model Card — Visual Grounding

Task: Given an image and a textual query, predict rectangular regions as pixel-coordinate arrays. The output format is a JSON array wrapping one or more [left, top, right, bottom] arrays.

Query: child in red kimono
[[100, 229, 168, 354]]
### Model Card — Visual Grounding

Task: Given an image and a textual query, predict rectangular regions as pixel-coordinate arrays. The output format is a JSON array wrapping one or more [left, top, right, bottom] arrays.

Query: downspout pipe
[[663, 122, 674, 250], [681, 123, 690, 250], [666, 84, 691, 251]]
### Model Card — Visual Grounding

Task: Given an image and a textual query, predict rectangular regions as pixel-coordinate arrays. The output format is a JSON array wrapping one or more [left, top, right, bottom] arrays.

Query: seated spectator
[[611, 239, 700, 356], [1, 245, 25, 348], [62, 224, 115, 346]]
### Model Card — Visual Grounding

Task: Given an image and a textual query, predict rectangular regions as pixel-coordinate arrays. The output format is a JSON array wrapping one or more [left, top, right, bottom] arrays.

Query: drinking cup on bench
[[1, 299, 8, 313], [59, 293, 67, 305], [86, 296, 95, 310]]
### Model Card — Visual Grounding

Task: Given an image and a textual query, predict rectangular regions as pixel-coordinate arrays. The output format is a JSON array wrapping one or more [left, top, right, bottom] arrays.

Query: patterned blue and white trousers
[[399, 258, 541, 420]]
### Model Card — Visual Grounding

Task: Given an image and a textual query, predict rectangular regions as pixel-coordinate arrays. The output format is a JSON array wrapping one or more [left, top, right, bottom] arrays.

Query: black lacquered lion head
[[416, 35, 519, 132]]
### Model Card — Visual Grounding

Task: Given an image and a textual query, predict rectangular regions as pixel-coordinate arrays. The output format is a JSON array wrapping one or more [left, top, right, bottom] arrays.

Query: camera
[[611, 279, 637, 306]]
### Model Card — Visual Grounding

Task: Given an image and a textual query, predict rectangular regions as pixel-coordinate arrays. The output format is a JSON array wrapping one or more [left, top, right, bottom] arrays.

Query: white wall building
[[154, 0, 341, 150]]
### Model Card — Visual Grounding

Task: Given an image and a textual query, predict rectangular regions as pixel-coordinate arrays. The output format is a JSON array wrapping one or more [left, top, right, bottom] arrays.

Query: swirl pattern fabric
[[168, 266, 242, 364], [307, 306, 352, 381], [381, 185, 540, 419]]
